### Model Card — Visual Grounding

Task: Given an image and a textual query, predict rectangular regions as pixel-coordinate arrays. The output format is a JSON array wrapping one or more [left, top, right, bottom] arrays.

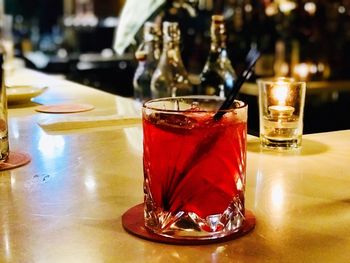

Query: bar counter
[[1, 68, 350, 262]]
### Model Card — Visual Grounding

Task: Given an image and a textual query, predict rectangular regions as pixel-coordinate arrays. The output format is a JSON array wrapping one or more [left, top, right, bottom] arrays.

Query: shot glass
[[142, 96, 247, 239], [258, 77, 306, 149]]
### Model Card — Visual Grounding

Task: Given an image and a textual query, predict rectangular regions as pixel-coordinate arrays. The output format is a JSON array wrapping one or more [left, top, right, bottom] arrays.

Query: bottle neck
[[137, 58, 146, 67], [163, 39, 180, 51], [210, 38, 227, 53], [161, 40, 184, 64], [210, 19, 227, 54], [144, 40, 161, 62]]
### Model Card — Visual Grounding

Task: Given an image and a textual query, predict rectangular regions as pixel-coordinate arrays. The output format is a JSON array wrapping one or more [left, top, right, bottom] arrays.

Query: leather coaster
[[122, 203, 256, 245], [35, 103, 94, 114], [0, 152, 31, 171]]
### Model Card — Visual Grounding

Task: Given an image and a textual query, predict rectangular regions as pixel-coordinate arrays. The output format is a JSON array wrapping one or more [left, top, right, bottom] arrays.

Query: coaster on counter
[[0, 152, 31, 171], [35, 103, 94, 114], [122, 203, 256, 245]]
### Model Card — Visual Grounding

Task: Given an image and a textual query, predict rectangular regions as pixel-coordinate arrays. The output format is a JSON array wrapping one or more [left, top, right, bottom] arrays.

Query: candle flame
[[272, 80, 289, 105]]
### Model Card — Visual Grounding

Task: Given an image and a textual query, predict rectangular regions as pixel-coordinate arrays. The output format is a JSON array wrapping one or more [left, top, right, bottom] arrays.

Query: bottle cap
[[163, 21, 180, 42], [212, 15, 225, 24], [135, 50, 147, 61]]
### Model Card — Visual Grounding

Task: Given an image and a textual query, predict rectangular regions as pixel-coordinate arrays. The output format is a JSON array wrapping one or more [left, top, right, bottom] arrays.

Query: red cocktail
[[142, 96, 247, 239]]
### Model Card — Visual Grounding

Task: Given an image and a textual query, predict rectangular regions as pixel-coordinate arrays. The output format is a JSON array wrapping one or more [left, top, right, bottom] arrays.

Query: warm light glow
[[317, 63, 325, 72], [304, 2, 317, 15], [293, 63, 310, 80], [254, 171, 285, 222], [279, 0, 297, 14], [338, 6, 346, 14], [3, 227, 11, 260], [11, 177, 16, 187], [272, 81, 290, 105], [254, 171, 263, 208], [310, 64, 318, 74], [265, 4, 278, 16], [280, 62, 290, 76], [244, 4, 253, 13], [271, 182, 284, 210], [84, 175, 96, 193], [211, 246, 226, 261]]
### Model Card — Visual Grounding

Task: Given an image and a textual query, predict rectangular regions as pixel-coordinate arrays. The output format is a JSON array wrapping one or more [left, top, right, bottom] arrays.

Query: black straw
[[213, 48, 261, 121]]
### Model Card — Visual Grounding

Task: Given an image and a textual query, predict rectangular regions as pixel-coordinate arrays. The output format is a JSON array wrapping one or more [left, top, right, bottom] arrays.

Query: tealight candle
[[269, 105, 295, 118]]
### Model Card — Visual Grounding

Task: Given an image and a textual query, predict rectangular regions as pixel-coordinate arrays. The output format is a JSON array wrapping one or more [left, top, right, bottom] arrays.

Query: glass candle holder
[[257, 77, 306, 149]]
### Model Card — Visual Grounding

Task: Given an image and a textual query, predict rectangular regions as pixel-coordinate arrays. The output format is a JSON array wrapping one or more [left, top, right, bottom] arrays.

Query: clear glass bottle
[[0, 45, 9, 162], [151, 22, 192, 98], [199, 15, 236, 98], [133, 22, 161, 102], [142, 22, 161, 62], [133, 50, 151, 102]]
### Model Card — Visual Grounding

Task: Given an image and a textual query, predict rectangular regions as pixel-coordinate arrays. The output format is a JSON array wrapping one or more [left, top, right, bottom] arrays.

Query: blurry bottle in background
[[133, 22, 161, 102], [199, 15, 236, 98], [12, 15, 33, 56], [151, 21, 192, 98], [0, 46, 9, 162], [142, 22, 161, 62], [273, 40, 289, 77], [0, 15, 15, 70], [133, 50, 152, 102]]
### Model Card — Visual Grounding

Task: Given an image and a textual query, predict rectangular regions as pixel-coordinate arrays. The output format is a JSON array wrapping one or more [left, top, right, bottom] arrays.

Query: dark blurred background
[[4, 0, 350, 134]]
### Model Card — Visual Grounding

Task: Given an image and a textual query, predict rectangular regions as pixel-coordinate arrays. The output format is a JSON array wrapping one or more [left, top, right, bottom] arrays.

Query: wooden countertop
[[1, 68, 350, 262]]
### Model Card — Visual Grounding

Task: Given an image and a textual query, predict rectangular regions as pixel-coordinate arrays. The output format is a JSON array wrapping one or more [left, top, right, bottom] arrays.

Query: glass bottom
[[144, 197, 245, 240], [260, 134, 302, 150]]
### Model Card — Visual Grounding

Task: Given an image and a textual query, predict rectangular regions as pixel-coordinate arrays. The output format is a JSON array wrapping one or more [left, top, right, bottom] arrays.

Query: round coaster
[[122, 203, 256, 245], [35, 103, 94, 114], [0, 152, 31, 171]]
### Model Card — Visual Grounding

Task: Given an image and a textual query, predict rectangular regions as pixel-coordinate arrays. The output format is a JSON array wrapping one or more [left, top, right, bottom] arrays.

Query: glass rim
[[142, 96, 247, 113], [257, 77, 306, 86]]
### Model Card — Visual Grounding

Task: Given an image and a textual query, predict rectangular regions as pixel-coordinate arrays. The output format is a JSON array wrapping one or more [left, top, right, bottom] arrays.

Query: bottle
[[133, 22, 161, 102], [133, 50, 154, 102], [199, 15, 236, 98], [151, 22, 192, 98], [142, 22, 161, 62], [0, 45, 9, 162]]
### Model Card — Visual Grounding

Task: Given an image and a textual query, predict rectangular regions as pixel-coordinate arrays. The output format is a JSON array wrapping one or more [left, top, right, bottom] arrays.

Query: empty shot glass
[[258, 77, 306, 149], [142, 96, 247, 239]]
